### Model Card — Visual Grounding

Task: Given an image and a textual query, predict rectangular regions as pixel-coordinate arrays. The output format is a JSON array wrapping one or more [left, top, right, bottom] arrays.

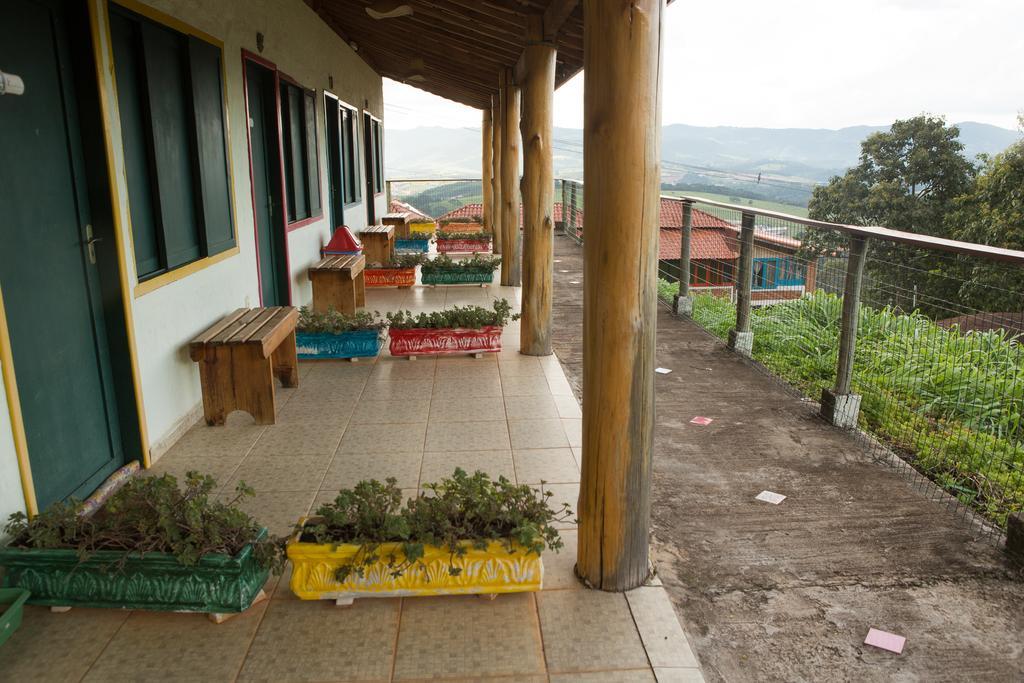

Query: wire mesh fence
[[386, 179, 485, 225], [558, 179, 584, 244]]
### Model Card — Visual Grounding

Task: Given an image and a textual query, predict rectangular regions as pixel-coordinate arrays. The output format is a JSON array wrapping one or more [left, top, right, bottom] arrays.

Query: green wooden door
[[0, 0, 126, 508], [245, 61, 288, 306]]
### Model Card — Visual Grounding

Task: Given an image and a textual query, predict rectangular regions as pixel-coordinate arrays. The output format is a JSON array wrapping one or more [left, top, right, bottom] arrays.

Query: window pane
[[288, 86, 308, 220], [304, 90, 321, 217]]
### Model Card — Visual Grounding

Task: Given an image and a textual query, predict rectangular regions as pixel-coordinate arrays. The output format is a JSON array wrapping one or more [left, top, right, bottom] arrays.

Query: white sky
[[383, 0, 1023, 131]]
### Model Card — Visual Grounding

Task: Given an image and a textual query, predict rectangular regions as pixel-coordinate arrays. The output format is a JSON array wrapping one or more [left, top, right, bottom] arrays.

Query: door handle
[[85, 224, 103, 264]]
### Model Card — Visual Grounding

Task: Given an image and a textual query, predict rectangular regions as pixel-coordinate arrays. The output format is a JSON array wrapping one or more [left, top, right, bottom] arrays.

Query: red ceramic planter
[[437, 239, 492, 254], [365, 267, 416, 288], [388, 326, 502, 357]]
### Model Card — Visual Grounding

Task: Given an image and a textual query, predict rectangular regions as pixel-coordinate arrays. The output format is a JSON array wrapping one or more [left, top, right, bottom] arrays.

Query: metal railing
[[386, 179, 484, 224]]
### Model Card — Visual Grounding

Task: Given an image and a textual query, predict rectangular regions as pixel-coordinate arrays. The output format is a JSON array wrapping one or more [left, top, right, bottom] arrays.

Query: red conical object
[[322, 226, 362, 256]]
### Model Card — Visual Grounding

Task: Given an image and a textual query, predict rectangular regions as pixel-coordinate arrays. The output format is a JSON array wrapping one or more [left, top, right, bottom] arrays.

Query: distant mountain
[[385, 121, 1020, 206]]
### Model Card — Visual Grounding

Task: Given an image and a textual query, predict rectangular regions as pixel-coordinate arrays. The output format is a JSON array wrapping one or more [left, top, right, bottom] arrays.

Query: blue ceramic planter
[[395, 239, 430, 253], [296, 330, 383, 360]]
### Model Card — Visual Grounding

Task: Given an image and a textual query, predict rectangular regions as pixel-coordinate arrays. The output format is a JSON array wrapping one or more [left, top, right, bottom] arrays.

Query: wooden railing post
[[520, 20, 556, 356], [500, 68, 522, 286], [560, 179, 568, 236], [821, 235, 868, 428], [568, 181, 579, 239], [577, 0, 663, 592], [728, 212, 756, 356], [673, 200, 694, 316], [481, 108, 494, 235], [492, 92, 504, 255]]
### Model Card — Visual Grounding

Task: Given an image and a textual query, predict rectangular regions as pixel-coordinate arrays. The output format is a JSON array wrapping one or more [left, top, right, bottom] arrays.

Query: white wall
[[0, 371, 25, 539], [91, 0, 384, 452]]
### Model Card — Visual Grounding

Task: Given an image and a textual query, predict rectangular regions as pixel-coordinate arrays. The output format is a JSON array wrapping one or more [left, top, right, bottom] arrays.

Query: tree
[[802, 116, 977, 316]]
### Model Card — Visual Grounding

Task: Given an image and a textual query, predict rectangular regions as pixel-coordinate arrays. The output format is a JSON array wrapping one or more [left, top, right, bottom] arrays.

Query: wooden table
[[308, 254, 366, 315], [381, 211, 412, 239], [189, 307, 299, 426], [360, 225, 395, 265]]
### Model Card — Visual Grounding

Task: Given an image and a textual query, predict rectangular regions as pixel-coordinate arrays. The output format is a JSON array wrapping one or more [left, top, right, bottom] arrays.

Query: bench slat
[[208, 308, 266, 345], [256, 307, 299, 358], [230, 307, 283, 345], [190, 308, 249, 347]]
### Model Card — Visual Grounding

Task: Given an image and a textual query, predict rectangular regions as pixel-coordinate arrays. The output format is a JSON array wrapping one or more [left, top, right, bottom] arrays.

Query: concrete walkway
[[549, 236, 1024, 682]]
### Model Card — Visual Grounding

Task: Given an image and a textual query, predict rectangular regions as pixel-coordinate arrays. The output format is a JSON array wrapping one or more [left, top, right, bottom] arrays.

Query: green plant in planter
[[439, 215, 482, 226], [367, 253, 430, 269], [300, 469, 573, 581], [436, 230, 492, 241], [385, 298, 519, 330], [421, 254, 502, 274], [399, 231, 433, 242], [297, 307, 386, 335], [3, 473, 286, 574]]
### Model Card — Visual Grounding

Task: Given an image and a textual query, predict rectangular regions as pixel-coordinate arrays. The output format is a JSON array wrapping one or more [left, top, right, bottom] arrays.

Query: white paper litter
[[570, 281, 580, 284], [655, 367, 672, 374], [755, 490, 787, 505]]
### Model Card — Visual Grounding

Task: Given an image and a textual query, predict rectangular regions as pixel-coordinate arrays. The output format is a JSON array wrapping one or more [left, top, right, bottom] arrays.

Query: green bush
[[421, 254, 502, 274], [436, 230, 492, 241], [386, 299, 518, 330], [297, 307, 385, 335], [367, 253, 429, 269]]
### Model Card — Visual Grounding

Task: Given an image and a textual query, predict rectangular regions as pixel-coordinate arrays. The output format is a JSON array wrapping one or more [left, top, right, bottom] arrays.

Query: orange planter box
[[365, 267, 416, 288]]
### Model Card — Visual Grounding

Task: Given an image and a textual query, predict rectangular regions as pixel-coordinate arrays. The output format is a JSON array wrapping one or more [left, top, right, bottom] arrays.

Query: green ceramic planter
[[421, 269, 494, 285], [0, 529, 269, 613], [0, 587, 30, 648]]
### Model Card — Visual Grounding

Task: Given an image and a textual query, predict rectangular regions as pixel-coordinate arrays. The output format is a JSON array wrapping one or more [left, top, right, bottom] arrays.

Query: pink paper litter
[[690, 416, 713, 425], [864, 628, 906, 654]]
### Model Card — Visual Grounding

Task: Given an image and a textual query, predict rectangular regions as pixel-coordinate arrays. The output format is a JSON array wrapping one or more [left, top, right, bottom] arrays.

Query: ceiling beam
[[543, 0, 579, 40]]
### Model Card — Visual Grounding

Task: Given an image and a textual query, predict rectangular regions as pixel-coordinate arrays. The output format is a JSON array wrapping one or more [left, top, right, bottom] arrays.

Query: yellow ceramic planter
[[409, 221, 436, 234], [287, 521, 543, 603]]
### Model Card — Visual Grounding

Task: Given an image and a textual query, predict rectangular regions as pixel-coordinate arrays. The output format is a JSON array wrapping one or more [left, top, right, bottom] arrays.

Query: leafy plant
[[436, 230, 492, 241], [299, 469, 573, 581], [297, 307, 386, 335], [439, 215, 482, 226], [4, 473, 286, 573], [386, 299, 519, 330], [421, 254, 502, 274], [367, 253, 429, 269], [398, 231, 433, 242]]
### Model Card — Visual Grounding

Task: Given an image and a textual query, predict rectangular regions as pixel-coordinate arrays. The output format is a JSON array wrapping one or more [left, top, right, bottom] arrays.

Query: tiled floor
[[0, 283, 703, 683]]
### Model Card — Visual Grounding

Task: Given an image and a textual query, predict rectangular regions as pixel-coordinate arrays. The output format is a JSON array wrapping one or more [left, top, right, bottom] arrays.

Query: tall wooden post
[[821, 234, 868, 428], [728, 212, 755, 357], [673, 200, 694, 316], [578, 0, 664, 592], [482, 108, 494, 235], [492, 93, 504, 255], [520, 20, 556, 356], [500, 68, 522, 286]]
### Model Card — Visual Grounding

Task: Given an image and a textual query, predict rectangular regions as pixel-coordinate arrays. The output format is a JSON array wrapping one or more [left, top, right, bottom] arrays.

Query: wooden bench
[[308, 254, 366, 315], [189, 307, 299, 426], [381, 211, 412, 239], [360, 224, 395, 264]]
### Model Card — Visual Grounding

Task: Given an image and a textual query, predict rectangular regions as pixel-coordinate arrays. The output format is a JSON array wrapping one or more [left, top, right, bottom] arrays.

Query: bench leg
[[338, 277, 357, 316], [231, 345, 276, 425], [272, 331, 299, 388], [355, 271, 366, 307], [198, 346, 236, 426]]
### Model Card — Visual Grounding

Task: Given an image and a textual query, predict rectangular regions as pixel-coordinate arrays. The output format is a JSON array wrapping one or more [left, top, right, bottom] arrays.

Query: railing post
[[821, 234, 868, 428], [1008, 513, 1024, 566], [673, 200, 694, 316], [385, 180, 392, 210], [569, 181, 579, 240], [728, 212, 755, 357]]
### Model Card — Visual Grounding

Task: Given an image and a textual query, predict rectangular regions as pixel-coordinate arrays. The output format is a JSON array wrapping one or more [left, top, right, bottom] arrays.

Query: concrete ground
[[549, 235, 1024, 683]]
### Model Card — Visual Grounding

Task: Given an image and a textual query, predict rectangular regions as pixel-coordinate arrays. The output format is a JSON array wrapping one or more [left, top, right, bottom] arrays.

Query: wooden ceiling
[[305, 0, 583, 110]]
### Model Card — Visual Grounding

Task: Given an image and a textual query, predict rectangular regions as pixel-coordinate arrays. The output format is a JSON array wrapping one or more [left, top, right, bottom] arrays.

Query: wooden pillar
[[482, 108, 494, 235], [673, 200, 693, 316], [500, 68, 522, 286], [728, 212, 755, 356], [577, 0, 664, 592], [520, 23, 556, 356], [821, 234, 868, 428], [492, 93, 504, 254]]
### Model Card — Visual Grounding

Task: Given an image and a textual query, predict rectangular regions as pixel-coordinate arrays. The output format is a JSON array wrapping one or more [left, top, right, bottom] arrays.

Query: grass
[[659, 281, 1024, 529], [661, 190, 809, 218]]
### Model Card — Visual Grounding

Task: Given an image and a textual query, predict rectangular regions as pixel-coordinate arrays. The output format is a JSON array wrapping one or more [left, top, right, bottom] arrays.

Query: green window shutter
[[110, 12, 161, 279], [280, 85, 296, 222], [188, 37, 234, 255], [374, 121, 384, 193], [287, 86, 308, 220], [304, 90, 321, 217]]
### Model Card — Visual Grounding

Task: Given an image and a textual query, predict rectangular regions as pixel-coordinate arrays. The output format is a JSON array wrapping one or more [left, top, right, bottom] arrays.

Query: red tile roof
[[388, 199, 432, 221], [659, 228, 740, 261], [659, 199, 735, 229], [435, 202, 583, 228]]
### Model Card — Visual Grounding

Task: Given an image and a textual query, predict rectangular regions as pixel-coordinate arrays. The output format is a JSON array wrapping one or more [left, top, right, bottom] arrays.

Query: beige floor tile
[[432, 377, 503, 399], [0, 606, 128, 682], [227, 454, 330, 493], [562, 419, 583, 448], [82, 603, 267, 682], [296, 376, 368, 399], [572, 447, 584, 470], [550, 671, 656, 682], [435, 360, 500, 380], [509, 419, 571, 450], [339, 422, 427, 453], [501, 375, 553, 397], [238, 599, 398, 682], [546, 374, 576, 396], [145, 452, 244, 485], [543, 483, 581, 529], [513, 448, 580, 485], [393, 594, 545, 680], [274, 396, 355, 426], [654, 668, 705, 683], [303, 361, 374, 380], [425, 420, 510, 452], [504, 394, 560, 420], [537, 590, 649, 673], [626, 587, 699, 668], [322, 451, 424, 490], [248, 423, 346, 457], [542, 529, 583, 591], [420, 450, 515, 485], [554, 394, 583, 419], [217, 488, 316, 538], [168, 423, 266, 458], [429, 396, 506, 422], [498, 358, 545, 377], [361, 378, 436, 399], [351, 399, 431, 424], [370, 358, 437, 381]]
